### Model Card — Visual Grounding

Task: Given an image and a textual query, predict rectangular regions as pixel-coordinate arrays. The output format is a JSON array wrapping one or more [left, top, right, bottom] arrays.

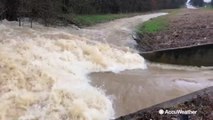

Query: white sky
[[204, 0, 211, 3]]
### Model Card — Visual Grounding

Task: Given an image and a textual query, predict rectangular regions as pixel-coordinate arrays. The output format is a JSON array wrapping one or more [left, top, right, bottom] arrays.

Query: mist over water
[[0, 20, 146, 120]]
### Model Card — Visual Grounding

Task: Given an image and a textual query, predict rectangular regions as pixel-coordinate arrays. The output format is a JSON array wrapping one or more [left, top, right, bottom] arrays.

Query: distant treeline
[[190, 0, 213, 7], [69, 0, 187, 14], [0, 0, 66, 24], [2, 0, 210, 25]]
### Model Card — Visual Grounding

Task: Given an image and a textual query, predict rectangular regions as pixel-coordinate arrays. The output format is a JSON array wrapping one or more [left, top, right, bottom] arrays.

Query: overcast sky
[[204, 0, 211, 3]]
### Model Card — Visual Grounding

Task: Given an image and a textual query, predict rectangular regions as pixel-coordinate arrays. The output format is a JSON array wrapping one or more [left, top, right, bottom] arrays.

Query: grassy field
[[203, 5, 213, 10], [72, 13, 137, 26]]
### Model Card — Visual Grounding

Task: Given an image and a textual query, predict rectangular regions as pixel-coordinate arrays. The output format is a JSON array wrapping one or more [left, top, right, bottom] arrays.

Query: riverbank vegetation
[[72, 14, 133, 26], [136, 16, 168, 34], [136, 9, 179, 34]]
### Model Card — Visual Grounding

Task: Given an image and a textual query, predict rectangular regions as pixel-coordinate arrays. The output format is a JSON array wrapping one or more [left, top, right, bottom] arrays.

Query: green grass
[[136, 16, 168, 34], [136, 9, 179, 35], [73, 14, 131, 26], [202, 5, 213, 10]]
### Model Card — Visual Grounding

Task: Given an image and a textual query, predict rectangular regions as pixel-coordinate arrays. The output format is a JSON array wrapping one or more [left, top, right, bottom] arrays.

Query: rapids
[[186, 0, 197, 9], [0, 11, 212, 120], [0, 20, 146, 120]]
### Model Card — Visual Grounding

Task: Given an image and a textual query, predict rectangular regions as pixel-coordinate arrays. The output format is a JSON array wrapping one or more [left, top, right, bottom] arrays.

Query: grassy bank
[[73, 14, 128, 26], [202, 5, 213, 10], [135, 9, 213, 52], [136, 8, 212, 35], [136, 16, 168, 34], [72, 13, 138, 26], [136, 9, 179, 35]]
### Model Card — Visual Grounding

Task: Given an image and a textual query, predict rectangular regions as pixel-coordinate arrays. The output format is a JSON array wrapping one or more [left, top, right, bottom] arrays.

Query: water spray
[[186, 0, 197, 9]]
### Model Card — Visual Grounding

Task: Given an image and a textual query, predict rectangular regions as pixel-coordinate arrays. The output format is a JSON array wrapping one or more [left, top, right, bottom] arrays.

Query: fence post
[[19, 17, 21, 26], [30, 17, 32, 28]]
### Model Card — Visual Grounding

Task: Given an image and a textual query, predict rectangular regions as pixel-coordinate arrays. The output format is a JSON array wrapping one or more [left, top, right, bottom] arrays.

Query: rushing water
[[186, 0, 197, 9], [90, 64, 213, 117], [0, 11, 212, 120], [0, 20, 146, 120], [84, 11, 212, 118]]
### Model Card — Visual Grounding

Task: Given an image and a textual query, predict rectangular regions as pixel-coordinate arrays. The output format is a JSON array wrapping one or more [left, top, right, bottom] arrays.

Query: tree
[[4, 0, 19, 21], [151, 0, 158, 10], [0, 0, 187, 24]]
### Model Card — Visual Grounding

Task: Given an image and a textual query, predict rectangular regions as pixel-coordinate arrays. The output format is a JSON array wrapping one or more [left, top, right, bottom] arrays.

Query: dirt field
[[137, 9, 213, 51]]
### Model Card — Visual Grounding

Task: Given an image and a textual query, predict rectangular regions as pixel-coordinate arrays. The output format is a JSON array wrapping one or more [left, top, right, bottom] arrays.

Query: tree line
[[0, 0, 189, 25], [190, 0, 213, 7], [0, 0, 66, 24], [69, 0, 187, 14]]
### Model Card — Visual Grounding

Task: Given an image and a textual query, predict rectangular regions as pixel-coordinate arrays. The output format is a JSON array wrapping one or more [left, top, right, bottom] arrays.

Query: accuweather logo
[[158, 109, 197, 115]]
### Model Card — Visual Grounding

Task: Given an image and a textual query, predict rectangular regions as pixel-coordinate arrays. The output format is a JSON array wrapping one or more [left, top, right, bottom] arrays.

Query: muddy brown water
[[71, 12, 213, 118], [1, 12, 212, 120], [90, 64, 213, 117]]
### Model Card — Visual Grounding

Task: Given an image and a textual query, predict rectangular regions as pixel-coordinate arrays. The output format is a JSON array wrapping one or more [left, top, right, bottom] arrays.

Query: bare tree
[[2, 0, 19, 21]]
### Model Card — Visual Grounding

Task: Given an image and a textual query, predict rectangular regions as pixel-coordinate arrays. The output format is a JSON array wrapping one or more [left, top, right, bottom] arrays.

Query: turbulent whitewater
[[0, 20, 146, 120], [186, 0, 197, 9]]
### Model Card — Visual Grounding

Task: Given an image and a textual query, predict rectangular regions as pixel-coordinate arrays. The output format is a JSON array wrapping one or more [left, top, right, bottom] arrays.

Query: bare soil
[[137, 9, 213, 51]]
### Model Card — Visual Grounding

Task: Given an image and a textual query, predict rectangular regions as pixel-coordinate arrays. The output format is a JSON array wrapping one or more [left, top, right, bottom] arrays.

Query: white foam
[[186, 0, 197, 9], [0, 21, 146, 120]]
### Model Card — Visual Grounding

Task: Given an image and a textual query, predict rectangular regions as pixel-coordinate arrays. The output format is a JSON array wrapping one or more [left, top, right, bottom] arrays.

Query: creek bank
[[141, 43, 213, 66], [135, 9, 213, 66], [136, 9, 213, 52], [115, 87, 213, 120]]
